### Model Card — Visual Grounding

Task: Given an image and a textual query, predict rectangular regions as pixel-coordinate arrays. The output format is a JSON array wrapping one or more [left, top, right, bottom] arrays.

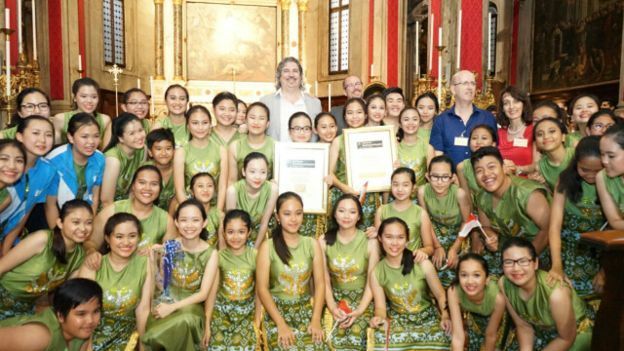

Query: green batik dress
[[378, 203, 423, 251], [560, 181, 605, 304], [114, 199, 169, 250], [503, 270, 593, 350], [61, 111, 108, 144], [325, 230, 371, 350], [92, 254, 148, 351], [210, 129, 241, 147], [234, 135, 276, 180], [423, 184, 463, 286], [373, 259, 450, 350], [0, 231, 84, 320], [234, 179, 273, 246], [209, 247, 258, 350], [183, 140, 222, 193], [299, 213, 328, 238], [417, 128, 431, 145], [143, 245, 214, 351], [105, 146, 146, 201], [331, 135, 380, 229], [476, 176, 549, 275], [158, 115, 189, 148], [537, 147, 575, 192], [565, 131, 582, 149], [456, 279, 511, 351], [459, 159, 481, 206], [602, 171, 624, 216], [205, 206, 221, 247], [397, 138, 428, 187], [264, 237, 327, 350], [0, 307, 87, 351]]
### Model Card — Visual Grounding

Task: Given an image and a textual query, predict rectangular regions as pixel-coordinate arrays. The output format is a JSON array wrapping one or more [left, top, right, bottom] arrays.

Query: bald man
[[429, 70, 497, 165], [330, 75, 363, 134]]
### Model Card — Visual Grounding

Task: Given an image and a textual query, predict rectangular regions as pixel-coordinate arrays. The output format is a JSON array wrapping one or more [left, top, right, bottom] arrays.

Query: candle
[[428, 14, 434, 72], [149, 76, 155, 116], [415, 21, 420, 76], [437, 27, 442, 104], [32, 0, 37, 60], [77, 54, 82, 71], [4, 8, 8, 28], [17, 0, 22, 54], [456, 9, 462, 70], [5, 9, 10, 98], [487, 11, 492, 74], [314, 81, 318, 96], [328, 83, 332, 110], [137, 78, 141, 89], [438, 26, 442, 46], [370, 63, 375, 77]]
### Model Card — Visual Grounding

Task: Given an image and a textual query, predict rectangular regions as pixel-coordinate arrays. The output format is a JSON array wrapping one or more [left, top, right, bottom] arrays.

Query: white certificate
[[343, 125, 398, 192], [274, 142, 329, 214]]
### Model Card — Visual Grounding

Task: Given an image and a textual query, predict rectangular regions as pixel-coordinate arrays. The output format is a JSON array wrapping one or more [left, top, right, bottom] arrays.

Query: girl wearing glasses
[[418, 155, 471, 286], [500, 237, 593, 350], [375, 168, 434, 262], [586, 109, 622, 137], [53, 77, 112, 148], [0, 88, 51, 139], [120, 88, 152, 134], [152, 84, 190, 148], [596, 123, 624, 230], [397, 107, 431, 187]]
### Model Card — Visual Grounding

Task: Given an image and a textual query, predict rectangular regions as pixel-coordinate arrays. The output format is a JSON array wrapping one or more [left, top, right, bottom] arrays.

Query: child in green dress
[[596, 123, 624, 230], [319, 194, 380, 350], [146, 128, 175, 212], [210, 92, 241, 147], [0, 278, 102, 351], [189, 173, 222, 247], [365, 94, 386, 127], [78, 213, 152, 351], [205, 209, 260, 350], [314, 112, 338, 144], [447, 253, 508, 351], [566, 94, 599, 147], [225, 152, 278, 248], [0, 87, 51, 139], [120, 88, 152, 135], [152, 84, 190, 148], [418, 155, 471, 285], [534, 117, 575, 191], [457, 124, 498, 204], [500, 237, 593, 350], [369, 217, 451, 350], [396, 107, 431, 186], [256, 192, 327, 350], [414, 91, 439, 143]]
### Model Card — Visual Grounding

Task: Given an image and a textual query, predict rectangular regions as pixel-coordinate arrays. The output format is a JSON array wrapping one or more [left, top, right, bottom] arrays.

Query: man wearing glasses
[[330, 75, 363, 134], [429, 70, 497, 166]]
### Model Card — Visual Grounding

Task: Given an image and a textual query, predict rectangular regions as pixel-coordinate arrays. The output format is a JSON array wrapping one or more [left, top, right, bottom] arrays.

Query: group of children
[[0, 78, 621, 351]]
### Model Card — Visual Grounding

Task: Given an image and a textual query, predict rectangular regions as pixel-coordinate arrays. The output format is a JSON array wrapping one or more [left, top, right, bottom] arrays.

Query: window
[[487, 3, 497, 76], [329, 0, 349, 74], [103, 0, 125, 66]]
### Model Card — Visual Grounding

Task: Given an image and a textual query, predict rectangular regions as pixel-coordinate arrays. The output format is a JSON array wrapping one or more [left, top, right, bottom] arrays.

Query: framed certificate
[[274, 142, 330, 214], [343, 125, 398, 192]]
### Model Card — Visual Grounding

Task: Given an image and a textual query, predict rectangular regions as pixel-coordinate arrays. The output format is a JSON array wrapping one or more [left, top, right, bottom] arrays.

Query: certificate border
[[274, 142, 329, 214], [343, 125, 398, 192]]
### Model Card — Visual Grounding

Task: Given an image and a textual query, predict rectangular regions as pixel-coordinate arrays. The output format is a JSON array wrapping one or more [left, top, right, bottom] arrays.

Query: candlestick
[[428, 14, 434, 72], [32, 0, 37, 60], [17, 0, 22, 54], [456, 9, 462, 70], [415, 21, 420, 76], [328, 83, 332, 110]]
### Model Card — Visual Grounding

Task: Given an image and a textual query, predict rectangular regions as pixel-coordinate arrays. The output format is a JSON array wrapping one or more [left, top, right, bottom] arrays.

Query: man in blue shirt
[[429, 70, 498, 165]]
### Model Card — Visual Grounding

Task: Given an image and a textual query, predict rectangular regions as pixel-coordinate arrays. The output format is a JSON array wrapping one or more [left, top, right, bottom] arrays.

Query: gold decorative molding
[[154, 0, 164, 79], [297, 0, 307, 66], [280, 0, 291, 59], [297, 0, 308, 12], [173, 0, 184, 80]]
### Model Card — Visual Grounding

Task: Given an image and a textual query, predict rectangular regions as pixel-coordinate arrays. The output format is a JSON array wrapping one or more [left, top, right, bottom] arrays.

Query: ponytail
[[401, 248, 415, 275], [272, 192, 303, 265]]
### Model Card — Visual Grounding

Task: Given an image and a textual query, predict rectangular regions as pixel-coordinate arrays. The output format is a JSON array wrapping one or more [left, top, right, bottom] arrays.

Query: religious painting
[[532, 0, 623, 93], [186, 2, 277, 82]]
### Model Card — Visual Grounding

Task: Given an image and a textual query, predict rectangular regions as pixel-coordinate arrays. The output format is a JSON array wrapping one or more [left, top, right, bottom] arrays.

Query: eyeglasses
[[502, 257, 534, 268], [20, 103, 50, 112], [344, 82, 363, 89], [126, 101, 149, 107], [290, 126, 312, 133], [429, 174, 452, 182], [591, 122, 614, 131], [453, 81, 477, 87]]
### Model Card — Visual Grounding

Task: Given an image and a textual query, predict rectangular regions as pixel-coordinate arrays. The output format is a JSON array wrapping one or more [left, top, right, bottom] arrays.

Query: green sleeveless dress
[[233, 180, 272, 246], [378, 203, 423, 251], [325, 230, 370, 350], [459, 158, 481, 205], [0, 125, 17, 139], [183, 140, 222, 190], [105, 146, 146, 201], [457, 279, 510, 351], [423, 184, 463, 286], [204, 206, 221, 247], [113, 199, 168, 250], [476, 177, 549, 275], [0, 307, 87, 350], [265, 236, 327, 350], [142, 161, 175, 211], [560, 181, 605, 303], [373, 259, 450, 350], [61, 111, 107, 144], [331, 135, 380, 229], [417, 127, 431, 145], [158, 115, 189, 148], [0, 231, 84, 320], [234, 135, 276, 180], [397, 138, 428, 186], [142, 244, 214, 351], [602, 171, 624, 216], [537, 147, 575, 191], [503, 270, 593, 350], [92, 254, 148, 351], [565, 131, 582, 149], [210, 129, 241, 147], [209, 247, 258, 351]]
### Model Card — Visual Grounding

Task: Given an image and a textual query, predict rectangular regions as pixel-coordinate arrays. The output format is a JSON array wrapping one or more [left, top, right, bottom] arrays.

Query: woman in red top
[[496, 86, 537, 175]]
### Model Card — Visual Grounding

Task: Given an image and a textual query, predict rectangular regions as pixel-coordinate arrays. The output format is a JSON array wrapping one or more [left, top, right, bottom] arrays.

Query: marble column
[[154, 0, 164, 79], [173, 0, 183, 80], [280, 0, 291, 59], [297, 0, 308, 65]]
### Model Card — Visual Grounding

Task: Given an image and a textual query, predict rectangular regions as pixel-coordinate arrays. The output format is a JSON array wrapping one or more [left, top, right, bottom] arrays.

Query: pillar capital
[[297, 0, 309, 12], [280, 0, 291, 10]]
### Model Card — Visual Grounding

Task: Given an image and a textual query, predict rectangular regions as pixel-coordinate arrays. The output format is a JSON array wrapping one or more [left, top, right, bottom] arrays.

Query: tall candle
[[428, 14, 434, 72], [456, 9, 462, 70], [437, 27, 442, 103], [32, 0, 37, 60], [5, 9, 10, 98], [487, 11, 492, 74], [328, 83, 332, 110], [415, 21, 420, 76], [77, 54, 82, 71], [137, 78, 141, 89], [17, 0, 22, 54]]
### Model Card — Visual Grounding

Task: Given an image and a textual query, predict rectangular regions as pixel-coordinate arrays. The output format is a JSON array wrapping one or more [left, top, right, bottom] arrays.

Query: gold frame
[[343, 125, 398, 193], [274, 142, 330, 214]]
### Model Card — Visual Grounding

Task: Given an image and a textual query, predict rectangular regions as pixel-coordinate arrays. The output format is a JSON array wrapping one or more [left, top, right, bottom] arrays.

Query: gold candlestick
[[107, 64, 124, 117]]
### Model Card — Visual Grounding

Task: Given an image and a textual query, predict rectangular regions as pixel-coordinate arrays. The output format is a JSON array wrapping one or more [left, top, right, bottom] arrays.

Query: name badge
[[454, 137, 468, 146], [513, 138, 528, 148]]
